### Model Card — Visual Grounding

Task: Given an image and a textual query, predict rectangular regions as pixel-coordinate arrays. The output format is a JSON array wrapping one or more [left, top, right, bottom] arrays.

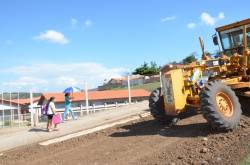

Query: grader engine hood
[[161, 69, 187, 115]]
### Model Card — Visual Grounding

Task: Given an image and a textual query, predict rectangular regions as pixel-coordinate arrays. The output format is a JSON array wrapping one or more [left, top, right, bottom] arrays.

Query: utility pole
[[9, 92, 11, 108], [10, 92, 12, 126], [30, 90, 34, 127], [17, 91, 20, 127], [85, 82, 89, 114], [128, 75, 131, 104]]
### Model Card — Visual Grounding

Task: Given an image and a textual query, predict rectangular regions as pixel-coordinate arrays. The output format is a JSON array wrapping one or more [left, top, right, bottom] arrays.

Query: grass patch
[[241, 154, 250, 165], [108, 82, 160, 92], [131, 82, 160, 92], [4, 120, 11, 126]]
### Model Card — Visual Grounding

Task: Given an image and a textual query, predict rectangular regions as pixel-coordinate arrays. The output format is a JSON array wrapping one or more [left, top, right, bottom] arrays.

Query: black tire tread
[[200, 80, 242, 131], [149, 88, 178, 124]]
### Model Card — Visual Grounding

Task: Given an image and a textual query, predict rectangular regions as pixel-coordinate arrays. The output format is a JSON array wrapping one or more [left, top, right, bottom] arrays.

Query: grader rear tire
[[200, 81, 242, 131], [149, 88, 179, 125]]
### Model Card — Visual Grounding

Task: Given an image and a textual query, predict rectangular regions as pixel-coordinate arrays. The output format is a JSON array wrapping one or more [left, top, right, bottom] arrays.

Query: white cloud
[[161, 16, 176, 22], [84, 19, 93, 28], [2, 77, 48, 91], [200, 12, 225, 26], [218, 12, 225, 19], [55, 76, 78, 86], [187, 12, 225, 29], [71, 18, 78, 27], [71, 18, 93, 29], [201, 12, 215, 26], [34, 30, 69, 44], [1, 62, 128, 92], [187, 22, 196, 29]]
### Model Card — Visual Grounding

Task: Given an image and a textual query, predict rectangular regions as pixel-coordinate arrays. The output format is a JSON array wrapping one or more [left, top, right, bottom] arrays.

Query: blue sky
[[0, 0, 249, 92]]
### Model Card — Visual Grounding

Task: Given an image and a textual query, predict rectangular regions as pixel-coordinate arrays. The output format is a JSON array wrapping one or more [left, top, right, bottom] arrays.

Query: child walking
[[62, 93, 76, 122], [46, 97, 59, 132]]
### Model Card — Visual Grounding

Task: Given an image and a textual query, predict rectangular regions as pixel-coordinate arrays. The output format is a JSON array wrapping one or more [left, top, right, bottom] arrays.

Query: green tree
[[205, 51, 212, 56], [132, 61, 160, 75], [182, 52, 197, 64]]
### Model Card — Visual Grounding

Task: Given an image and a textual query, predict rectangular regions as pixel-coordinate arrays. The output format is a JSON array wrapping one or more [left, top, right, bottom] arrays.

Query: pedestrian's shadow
[[28, 128, 48, 132]]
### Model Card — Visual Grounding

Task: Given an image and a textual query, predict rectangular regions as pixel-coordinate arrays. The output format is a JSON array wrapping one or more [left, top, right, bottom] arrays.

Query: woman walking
[[62, 93, 76, 122], [46, 96, 59, 132]]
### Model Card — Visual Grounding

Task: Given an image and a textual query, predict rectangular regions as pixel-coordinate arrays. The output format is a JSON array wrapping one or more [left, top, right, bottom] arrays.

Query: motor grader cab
[[149, 18, 250, 131]]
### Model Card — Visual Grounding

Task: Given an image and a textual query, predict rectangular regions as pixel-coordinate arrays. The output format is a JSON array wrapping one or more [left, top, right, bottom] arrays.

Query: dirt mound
[[1, 114, 250, 165], [140, 115, 250, 165]]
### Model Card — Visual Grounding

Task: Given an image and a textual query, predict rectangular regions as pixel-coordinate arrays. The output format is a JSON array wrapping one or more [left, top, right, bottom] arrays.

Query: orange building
[[38, 89, 150, 110]]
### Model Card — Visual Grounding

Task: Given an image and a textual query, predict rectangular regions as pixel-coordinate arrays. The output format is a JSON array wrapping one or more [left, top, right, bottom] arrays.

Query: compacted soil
[[1, 112, 250, 165]]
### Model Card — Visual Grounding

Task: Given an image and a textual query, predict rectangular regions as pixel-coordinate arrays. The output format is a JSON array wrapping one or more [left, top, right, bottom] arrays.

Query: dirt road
[[1, 113, 250, 165]]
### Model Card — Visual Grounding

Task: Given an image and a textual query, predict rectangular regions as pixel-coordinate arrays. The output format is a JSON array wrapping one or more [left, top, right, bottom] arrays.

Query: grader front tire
[[200, 81, 242, 131]]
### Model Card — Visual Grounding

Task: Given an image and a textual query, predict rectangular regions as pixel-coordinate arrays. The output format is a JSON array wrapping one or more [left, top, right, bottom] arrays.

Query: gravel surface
[[1, 113, 250, 165]]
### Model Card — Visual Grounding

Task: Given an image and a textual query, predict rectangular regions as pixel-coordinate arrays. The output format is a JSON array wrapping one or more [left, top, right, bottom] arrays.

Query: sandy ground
[[0, 101, 149, 152], [1, 111, 250, 165]]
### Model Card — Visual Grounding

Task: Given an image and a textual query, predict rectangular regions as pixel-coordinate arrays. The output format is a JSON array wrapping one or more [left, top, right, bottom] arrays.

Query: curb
[[39, 112, 150, 146]]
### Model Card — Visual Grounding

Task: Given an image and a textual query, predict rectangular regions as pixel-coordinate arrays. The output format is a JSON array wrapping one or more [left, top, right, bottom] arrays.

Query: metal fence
[[0, 76, 156, 128], [0, 109, 31, 128], [0, 101, 135, 128]]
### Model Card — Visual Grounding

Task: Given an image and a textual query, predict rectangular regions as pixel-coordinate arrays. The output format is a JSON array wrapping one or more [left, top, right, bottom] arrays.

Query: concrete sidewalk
[[0, 101, 149, 152]]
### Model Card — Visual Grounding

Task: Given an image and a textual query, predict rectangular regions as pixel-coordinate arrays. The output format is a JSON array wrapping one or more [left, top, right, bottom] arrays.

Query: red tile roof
[[11, 97, 40, 105], [0, 99, 24, 106], [0, 97, 40, 106], [42, 89, 150, 103]]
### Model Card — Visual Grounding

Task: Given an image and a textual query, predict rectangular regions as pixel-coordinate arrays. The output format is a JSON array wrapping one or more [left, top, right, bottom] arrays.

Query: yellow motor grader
[[149, 18, 250, 131]]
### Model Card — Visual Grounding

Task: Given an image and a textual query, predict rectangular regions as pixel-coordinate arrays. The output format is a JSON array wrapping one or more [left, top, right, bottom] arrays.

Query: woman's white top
[[47, 102, 56, 115]]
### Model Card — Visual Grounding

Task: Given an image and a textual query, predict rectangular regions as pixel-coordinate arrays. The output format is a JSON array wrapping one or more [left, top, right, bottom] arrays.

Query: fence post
[[35, 108, 39, 126], [80, 104, 83, 117], [11, 109, 13, 127], [127, 75, 131, 104], [104, 103, 107, 110], [10, 92, 12, 126], [30, 90, 34, 127], [1, 110, 3, 128], [85, 82, 89, 115], [17, 91, 20, 127], [93, 104, 95, 113]]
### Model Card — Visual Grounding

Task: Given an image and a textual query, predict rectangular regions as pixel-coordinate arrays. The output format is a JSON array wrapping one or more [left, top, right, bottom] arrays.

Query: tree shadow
[[28, 128, 48, 132]]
